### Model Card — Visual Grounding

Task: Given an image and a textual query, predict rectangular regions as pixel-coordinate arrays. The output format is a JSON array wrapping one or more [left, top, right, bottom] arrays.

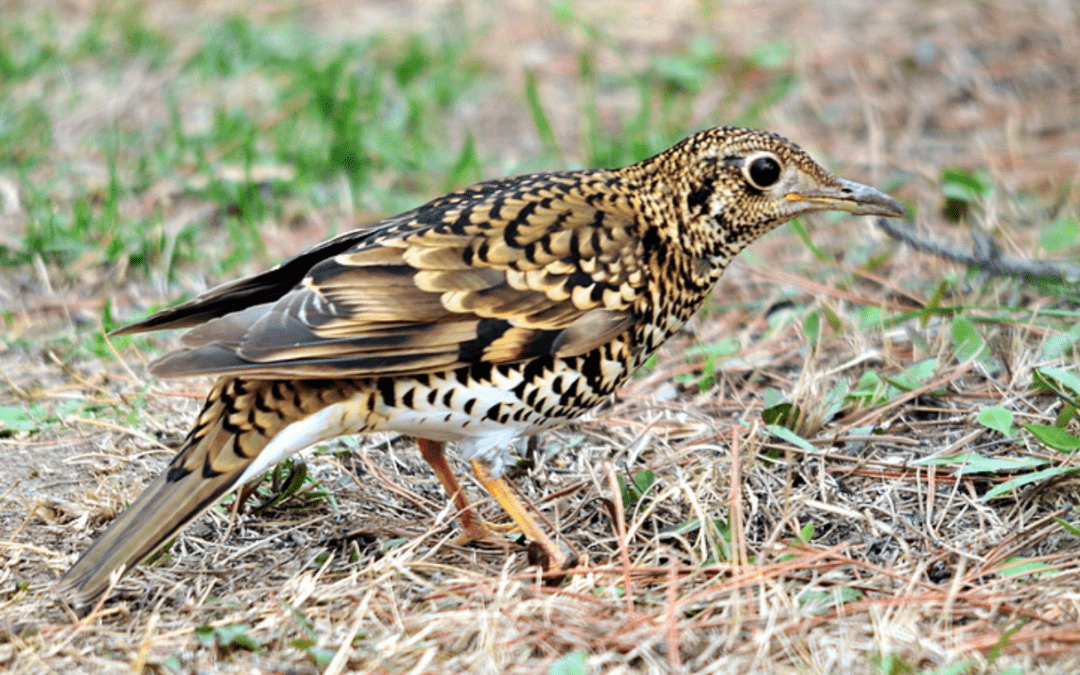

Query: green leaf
[[803, 309, 820, 348], [858, 305, 882, 330], [1042, 331, 1079, 360], [653, 52, 710, 94], [309, 647, 336, 666], [799, 587, 862, 613], [880, 358, 939, 397], [883, 372, 922, 392], [194, 625, 216, 648], [996, 557, 1054, 579], [213, 624, 261, 651], [761, 402, 800, 428], [1040, 216, 1079, 253], [928, 662, 975, 675], [0, 405, 44, 433], [749, 40, 791, 69], [392, 36, 430, 86], [1023, 424, 1080, 452], [260, 458, 310, 510], [762, 388, 786, 408], [197, 623, 261, 652], [977, 406, 1016, 438], [633, 469, 655, 494], [908, 358, 938, 381], [984, 465, 1080, 499], [765, 424, 817, 452], [919, 452, 1047, 474], [821, 304, 842, 332], [950, 315, 986, 362], [1034, 366, 1080, 398], [819, 379, 850, 423], [618, 469, 655, 508], [548, 650, 589, 675], [292, 638, 316, 650], [1056, 517, 1080, 538], [941, 168, 992, 203], [920, 280, 948, 329], [847, 370, 885, 406], [1056, 403, 1077, 428]]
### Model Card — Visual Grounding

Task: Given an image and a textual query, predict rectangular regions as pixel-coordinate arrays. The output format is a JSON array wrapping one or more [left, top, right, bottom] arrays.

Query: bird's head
[[637, 126, 905, 265]]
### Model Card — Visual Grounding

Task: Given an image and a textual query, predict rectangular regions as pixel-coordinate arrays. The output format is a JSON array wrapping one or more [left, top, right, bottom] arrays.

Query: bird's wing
[[131, 172, 648, 379]]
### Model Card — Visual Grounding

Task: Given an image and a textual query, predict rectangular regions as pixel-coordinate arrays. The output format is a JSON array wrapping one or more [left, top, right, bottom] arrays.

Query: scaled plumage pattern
[[60, 126, 905, 609]]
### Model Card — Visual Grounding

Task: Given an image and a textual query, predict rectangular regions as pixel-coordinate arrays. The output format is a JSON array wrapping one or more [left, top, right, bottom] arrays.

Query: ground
[[1, 1, 1080, 673]]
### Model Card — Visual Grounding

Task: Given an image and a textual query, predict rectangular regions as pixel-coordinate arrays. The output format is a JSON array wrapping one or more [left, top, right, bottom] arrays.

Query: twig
[[603, 461, 635, 617], [874, 217, 1080, 284]]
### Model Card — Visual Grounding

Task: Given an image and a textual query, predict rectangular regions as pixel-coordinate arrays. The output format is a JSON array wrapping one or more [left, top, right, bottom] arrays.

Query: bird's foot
[[450, 513, 519, 547], [527, 541, 578, 585]]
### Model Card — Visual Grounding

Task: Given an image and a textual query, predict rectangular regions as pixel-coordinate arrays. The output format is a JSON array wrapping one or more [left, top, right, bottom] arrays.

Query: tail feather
[[58, 377, 353, 611], [57, 451, 250, 610]]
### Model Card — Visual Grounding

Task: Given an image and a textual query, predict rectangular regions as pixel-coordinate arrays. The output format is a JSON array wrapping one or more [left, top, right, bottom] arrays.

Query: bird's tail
[[58, 377, 357, 611]]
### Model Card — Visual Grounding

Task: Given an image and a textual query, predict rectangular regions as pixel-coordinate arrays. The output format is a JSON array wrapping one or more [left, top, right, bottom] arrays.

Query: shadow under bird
[[59, 126, 905, 609]]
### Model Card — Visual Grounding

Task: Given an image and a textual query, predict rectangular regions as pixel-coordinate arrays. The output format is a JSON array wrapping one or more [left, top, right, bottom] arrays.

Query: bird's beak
[[786, 178, 906, 218]]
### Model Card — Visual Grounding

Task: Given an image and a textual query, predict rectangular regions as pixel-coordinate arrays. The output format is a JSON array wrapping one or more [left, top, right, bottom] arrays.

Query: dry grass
[[3, 1, 1080, 673]]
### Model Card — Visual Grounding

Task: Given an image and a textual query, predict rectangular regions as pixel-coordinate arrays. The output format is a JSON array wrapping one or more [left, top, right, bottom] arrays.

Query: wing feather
[[127, 171, 647, 380]]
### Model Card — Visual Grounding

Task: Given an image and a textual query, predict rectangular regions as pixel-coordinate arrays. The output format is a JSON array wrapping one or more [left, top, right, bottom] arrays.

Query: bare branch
[[874, 217, 1080, 284]]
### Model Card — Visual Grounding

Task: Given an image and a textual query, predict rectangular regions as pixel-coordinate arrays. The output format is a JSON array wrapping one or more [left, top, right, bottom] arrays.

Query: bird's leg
[[468, 458, 570, 571], [416, 438, 516, 542]]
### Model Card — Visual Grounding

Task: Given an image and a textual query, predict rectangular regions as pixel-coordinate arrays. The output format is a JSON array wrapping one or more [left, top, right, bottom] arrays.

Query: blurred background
[[3, 2, 1080, 673], [2, 0, 1076, 305]]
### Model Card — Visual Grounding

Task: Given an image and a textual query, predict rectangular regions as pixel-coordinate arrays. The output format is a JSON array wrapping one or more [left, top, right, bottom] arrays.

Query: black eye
[[747, 155, 782, 189]]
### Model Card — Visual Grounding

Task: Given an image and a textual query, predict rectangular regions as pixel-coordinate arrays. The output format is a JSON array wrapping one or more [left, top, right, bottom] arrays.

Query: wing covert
[[144, 170, 648, 379]]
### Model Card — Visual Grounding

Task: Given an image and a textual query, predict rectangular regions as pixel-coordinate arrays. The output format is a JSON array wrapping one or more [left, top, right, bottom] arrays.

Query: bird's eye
[[745, 155, 782, 189]]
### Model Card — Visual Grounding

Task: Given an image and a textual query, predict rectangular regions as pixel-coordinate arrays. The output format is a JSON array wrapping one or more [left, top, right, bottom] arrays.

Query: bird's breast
[[355, 348, 629, 471]]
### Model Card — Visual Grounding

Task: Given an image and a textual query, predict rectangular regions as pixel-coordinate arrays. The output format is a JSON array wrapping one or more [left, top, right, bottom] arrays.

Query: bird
[[58, 126, 905, 609]]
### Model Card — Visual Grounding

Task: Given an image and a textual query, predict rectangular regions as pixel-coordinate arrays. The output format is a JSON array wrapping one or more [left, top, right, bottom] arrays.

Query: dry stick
[[0, 479, 20, 512], [729, 427, 749, 568], [940, 549, 968, 634], [726, 425, 750, 652], [874, 216, 1080, 283], [127, 612, 158, 675], [667, 545, 855, 632], [958, 626, 1080, 656], [102, 329, 146, 393], [788, 589, 1029, 636], [838, 360, 975, 430], [664, 560, 682, 672], [603, 461, 635, 617], [759, 267, 916, 313], [972, 507, 1070, 574], [849, 266, 929, 307], [815, 550, 1064, 624], [325, 585, 379, 675], [349, 448, 439, 514], [924, 462, 938, 539], [64, 415, 173, 452]]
